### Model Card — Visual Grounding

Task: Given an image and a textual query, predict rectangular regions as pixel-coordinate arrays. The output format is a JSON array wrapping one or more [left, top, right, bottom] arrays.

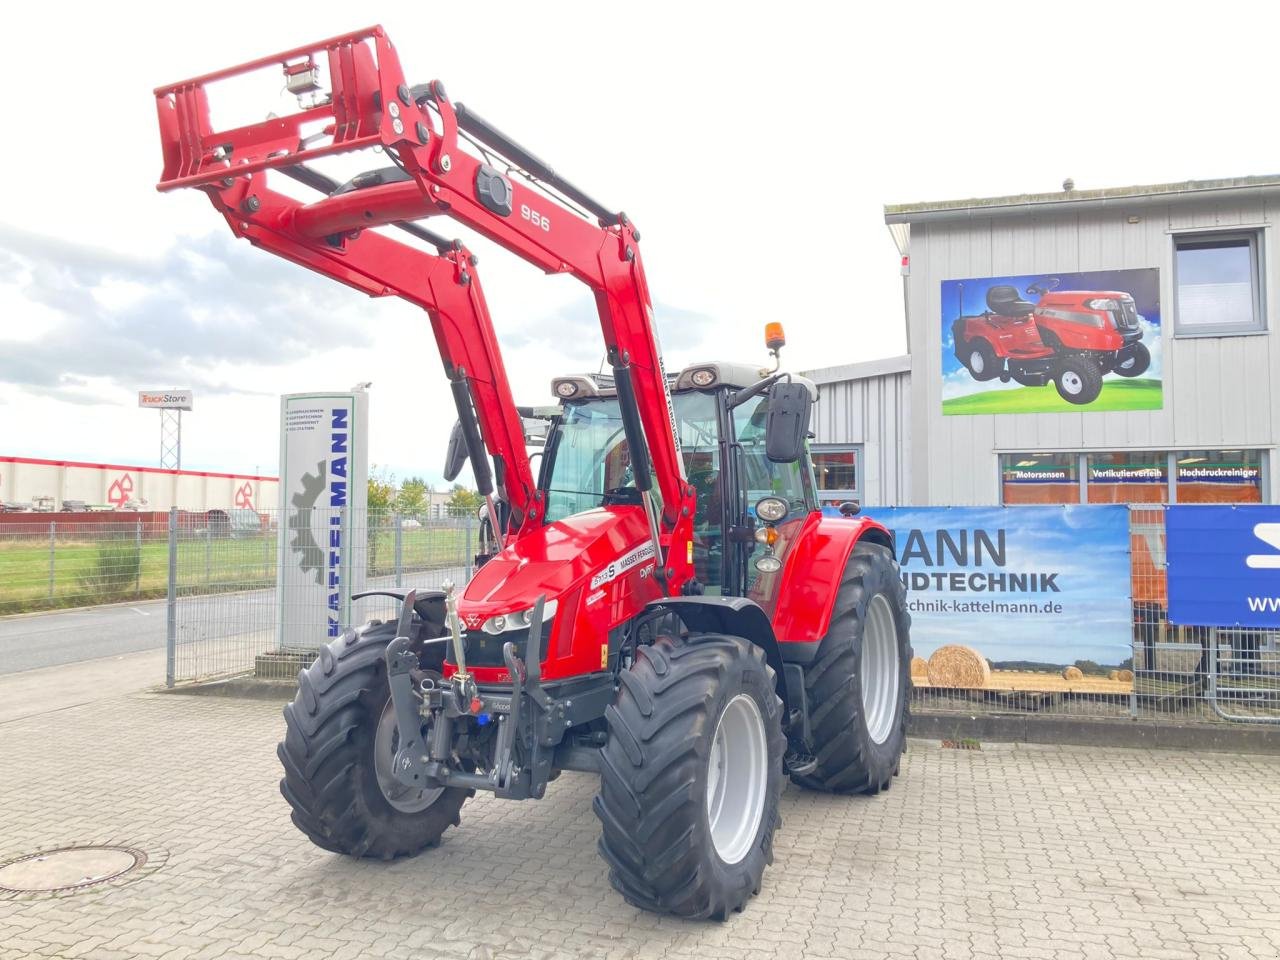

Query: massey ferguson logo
[[590, 542, 657, 590], [464, 615, 485, 630]]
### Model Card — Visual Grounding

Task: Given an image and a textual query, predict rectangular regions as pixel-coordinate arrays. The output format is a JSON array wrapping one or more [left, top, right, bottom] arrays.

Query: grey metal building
[[806, 175, 1280, 508]]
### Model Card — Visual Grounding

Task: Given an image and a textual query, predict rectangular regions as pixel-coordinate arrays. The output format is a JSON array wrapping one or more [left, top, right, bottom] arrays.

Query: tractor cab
[[542, 356, 820, 612]]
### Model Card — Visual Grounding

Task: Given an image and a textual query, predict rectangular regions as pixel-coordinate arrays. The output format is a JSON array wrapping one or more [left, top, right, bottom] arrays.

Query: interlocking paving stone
[[1, 692, 1278, 959]]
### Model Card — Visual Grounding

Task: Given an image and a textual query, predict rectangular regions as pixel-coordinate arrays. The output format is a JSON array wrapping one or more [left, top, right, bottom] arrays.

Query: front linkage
[[385, 587, 610, 801]]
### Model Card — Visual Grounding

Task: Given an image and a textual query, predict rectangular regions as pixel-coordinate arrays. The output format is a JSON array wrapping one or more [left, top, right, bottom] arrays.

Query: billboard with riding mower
[[942, 268, 1162, 415]]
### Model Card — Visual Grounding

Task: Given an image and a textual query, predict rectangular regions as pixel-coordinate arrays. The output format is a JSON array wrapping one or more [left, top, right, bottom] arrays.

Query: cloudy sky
[[1, 1, 1275, 485]]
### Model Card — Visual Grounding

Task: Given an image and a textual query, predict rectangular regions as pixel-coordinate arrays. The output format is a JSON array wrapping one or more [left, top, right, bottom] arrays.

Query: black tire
[[1053, 356, 1103, 404], [277, 620, 469, 860], [962, 339, 1000, 381], [792, 542, 912, 794], [594, 633, 785, 920], [1113, 341, 1150, 378]]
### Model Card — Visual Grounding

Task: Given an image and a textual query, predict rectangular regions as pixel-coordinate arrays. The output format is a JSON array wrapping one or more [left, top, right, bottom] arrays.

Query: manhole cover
[[0, 845, 147, 894]]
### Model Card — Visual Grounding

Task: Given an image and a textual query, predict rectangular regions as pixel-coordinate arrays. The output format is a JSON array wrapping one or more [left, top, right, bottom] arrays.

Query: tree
[[395, 477, 431, 516], [367, 467, 396, 516], [446, 484, 484, 518]]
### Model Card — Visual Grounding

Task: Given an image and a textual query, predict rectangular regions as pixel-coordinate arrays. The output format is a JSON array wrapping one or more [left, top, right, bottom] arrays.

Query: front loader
[[154, 26, 913, 921]]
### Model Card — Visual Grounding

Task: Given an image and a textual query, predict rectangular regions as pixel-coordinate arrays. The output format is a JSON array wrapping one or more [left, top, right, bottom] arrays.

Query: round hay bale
[[1062, 666, 1084, 681], [1116, 668, 1134, 683], [926, 645, 991, 688], [1108, 670, 1120, 681], [910, 656, 929, 680]]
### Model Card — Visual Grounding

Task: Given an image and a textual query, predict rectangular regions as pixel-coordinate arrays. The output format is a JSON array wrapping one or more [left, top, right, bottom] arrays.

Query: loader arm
[[154, 25, 694, 584]]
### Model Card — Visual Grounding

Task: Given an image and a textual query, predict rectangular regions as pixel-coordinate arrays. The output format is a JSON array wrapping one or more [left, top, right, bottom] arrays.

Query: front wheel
[[594, 633, 785, 920], [792, 541, 912, 794], [277, 621, 470, 860], [963, 339, 1000, 381], [1114, 342, 1150, 377], [1054, 356, 1103, 404]]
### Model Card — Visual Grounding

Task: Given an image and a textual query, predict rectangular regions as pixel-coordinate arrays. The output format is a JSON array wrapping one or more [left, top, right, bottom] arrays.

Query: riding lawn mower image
[[951, 278, 1151, 405]]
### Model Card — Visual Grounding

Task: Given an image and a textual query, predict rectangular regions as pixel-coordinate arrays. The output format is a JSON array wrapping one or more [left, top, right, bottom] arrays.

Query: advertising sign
[[874, 506, 1132, 667], [1167, 505, 1280, 627], [138, 389, 194, 410], [941, 268, 1161, 415], [278, 392, 369, 648]]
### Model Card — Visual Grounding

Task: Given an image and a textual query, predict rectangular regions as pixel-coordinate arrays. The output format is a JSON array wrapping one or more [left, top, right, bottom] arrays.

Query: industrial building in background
[[805, 174, 1279, 508], [0, 455, 277, 515]]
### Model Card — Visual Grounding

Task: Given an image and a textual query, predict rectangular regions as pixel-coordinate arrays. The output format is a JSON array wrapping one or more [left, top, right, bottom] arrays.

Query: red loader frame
[[155, 26, 694, 573]]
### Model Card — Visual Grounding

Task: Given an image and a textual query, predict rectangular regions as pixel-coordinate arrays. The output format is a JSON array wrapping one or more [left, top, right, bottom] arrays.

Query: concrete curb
[[161, 674, 1280, 754]]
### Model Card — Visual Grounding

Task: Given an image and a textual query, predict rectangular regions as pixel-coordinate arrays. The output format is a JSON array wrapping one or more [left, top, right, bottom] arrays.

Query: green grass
[[0, 526, 471, 616], [943, 378, 1162, 415]]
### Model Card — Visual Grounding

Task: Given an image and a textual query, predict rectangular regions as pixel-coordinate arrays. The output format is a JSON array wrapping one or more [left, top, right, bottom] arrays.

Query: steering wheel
[[1027, 277, 1061, 296]]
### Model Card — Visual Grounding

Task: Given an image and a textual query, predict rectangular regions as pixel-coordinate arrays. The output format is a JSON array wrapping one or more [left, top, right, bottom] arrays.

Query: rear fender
[[646, 595, 792, 716], [771, 512, 894, 653]]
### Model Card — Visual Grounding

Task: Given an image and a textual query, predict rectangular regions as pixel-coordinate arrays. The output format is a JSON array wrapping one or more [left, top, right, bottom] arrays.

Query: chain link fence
[[910, 505, 1280, 725]]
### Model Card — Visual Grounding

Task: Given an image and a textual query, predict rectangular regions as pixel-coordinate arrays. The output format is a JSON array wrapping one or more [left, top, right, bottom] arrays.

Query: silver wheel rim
[[861, 594, 901, 745], [970, 350, 985, 374], [373, 701, 444, 813], [706, 693, 768, 865], [1061, 370, 1083, 394]]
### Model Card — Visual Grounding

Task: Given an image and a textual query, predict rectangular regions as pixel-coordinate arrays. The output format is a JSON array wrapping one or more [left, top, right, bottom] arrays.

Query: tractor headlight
[[755, 554, 782, 574], [689, 367, 717, 388], [755, 496, 789, 523], [480, 599, 558, 635], [1084, 298, 1119, 311]]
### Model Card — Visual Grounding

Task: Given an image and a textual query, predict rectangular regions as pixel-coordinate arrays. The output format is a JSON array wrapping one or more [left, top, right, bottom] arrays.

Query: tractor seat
[[986, 285, 1034, 317]]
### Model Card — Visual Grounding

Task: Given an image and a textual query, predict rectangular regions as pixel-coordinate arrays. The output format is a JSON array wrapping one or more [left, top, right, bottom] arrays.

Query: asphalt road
[[0, 568, 467, 676]]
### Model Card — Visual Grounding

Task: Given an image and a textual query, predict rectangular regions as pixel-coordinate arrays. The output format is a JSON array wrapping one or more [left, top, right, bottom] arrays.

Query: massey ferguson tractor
[[154, 26, 912, 920], [952, 278, 1150, 404]]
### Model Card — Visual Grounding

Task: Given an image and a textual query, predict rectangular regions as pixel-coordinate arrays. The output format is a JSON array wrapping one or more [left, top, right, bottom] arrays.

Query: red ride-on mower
[[951, 278, 1150, 405]]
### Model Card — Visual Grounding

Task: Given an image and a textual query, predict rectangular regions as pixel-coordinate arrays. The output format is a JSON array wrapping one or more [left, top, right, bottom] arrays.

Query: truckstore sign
[[873, 506, 1132, 667], [137, 389, 194, 410], [941, 268, 1162, 415], [277, 392, 369, 649], [1167, 505, 1280, 627]]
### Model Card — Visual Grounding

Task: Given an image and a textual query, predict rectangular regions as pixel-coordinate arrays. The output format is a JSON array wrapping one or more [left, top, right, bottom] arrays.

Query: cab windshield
[[542, 393, 719, 524]]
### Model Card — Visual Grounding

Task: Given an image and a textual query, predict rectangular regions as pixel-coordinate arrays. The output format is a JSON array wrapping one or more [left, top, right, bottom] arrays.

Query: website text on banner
[[1167, 505, 1280, 628], [874, 506, 1133, 670]]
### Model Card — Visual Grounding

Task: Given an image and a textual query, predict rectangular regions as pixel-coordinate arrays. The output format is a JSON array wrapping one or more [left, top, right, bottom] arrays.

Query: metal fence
[[167, 509, 474, 685], [910, 505, 1280, 725], [0, 514, 176, 616]]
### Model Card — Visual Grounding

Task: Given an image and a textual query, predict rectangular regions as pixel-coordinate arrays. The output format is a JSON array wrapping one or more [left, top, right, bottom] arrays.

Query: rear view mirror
[[764, 381, 811, 463], [443, 420, 467, 481]]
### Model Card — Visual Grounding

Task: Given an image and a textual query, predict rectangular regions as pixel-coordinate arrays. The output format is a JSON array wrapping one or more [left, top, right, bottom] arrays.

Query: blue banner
[[871, 506, 1132, 667], [1167, 505, 1280, 627]]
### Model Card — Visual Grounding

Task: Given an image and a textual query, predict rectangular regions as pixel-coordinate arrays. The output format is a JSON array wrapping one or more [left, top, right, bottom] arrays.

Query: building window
[[1173, 231, 1265, 336], [811, 445, 861, 506], [1087, 452, 1169, 503], [1174, 449, 1264, 503], [1000, 453, 1080, 505]]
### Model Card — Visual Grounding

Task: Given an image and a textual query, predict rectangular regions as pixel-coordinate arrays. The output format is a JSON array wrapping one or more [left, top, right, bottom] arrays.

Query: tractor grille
[[1115, 300, 1140, 331]]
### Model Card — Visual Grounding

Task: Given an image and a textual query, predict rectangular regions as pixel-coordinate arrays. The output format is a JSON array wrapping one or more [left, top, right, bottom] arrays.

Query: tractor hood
[[459, 504, 653, 617]]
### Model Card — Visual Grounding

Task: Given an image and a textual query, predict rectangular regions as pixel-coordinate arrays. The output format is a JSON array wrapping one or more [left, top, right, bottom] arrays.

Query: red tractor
[[952, 278, 1150, 404], [154, 27, 912, 921]]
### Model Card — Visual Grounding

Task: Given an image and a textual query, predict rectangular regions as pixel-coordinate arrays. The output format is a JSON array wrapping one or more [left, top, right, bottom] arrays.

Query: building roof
[[803, 354, 910, 386], [884, 174, 1280, 224]]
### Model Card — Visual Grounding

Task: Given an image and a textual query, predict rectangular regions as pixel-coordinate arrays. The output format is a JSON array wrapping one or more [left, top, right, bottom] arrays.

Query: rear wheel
[[1054, 356, 1103, 404], [792, 542, 912, 794], [594, 633, 785, 920], [963, 340, 1000, 381], [277, 621, 470, 859], [1114, 342, 1150, 377]]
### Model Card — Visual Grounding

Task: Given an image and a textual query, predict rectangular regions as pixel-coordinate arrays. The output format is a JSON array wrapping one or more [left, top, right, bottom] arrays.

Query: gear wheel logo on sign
[[288, 460, 326, 585]]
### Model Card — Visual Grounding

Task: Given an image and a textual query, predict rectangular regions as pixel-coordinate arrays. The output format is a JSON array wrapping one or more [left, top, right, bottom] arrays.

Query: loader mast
[[156, 25, 693, 578]]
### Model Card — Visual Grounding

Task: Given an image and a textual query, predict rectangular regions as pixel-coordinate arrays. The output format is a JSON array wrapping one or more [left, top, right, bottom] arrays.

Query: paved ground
[[1, 659, 1279, 959]]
